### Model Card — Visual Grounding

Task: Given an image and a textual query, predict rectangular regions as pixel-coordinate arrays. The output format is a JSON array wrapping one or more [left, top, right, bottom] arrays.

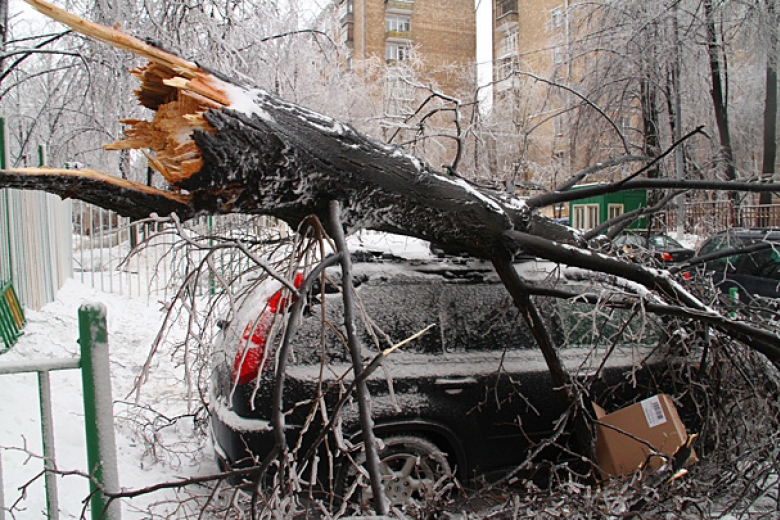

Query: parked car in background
[[613, 232, 695, 265], [693, 228, 780, 303], [209, 234, 689, 513]]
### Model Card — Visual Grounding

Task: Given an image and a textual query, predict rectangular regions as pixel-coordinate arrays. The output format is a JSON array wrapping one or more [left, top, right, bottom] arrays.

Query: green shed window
[[608, 204, 624, 220], [572, 204, 599, 230]]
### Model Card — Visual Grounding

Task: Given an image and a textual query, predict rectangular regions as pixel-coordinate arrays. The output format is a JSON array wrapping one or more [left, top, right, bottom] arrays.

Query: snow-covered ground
[[0, 278, 217, 519]]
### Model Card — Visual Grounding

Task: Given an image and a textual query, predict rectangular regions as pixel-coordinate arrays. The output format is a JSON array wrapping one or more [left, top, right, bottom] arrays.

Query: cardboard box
[[593, 394, 689, 478]]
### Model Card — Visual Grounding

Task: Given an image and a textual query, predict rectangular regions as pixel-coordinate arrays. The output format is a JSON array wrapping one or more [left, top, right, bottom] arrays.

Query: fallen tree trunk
[[0, 1, 579, 260], [3, 0, 780, 353]]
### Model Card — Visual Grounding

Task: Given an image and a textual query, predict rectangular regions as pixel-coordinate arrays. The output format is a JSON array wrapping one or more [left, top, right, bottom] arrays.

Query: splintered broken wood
[[22, 0, 228, 187]]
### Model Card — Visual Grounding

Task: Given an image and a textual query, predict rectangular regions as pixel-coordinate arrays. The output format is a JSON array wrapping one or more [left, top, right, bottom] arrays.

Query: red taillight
[[660, 252, 674, 262], [683, 272, 691, 280], [232, 273, 305, 385]]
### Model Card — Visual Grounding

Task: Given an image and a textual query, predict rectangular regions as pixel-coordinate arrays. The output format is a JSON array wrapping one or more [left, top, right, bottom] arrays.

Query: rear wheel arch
[[350, 420, 469, 479]]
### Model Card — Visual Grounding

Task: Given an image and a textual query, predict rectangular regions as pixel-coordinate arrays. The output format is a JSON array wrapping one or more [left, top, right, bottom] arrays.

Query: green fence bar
[[79, 303, 122, 520]]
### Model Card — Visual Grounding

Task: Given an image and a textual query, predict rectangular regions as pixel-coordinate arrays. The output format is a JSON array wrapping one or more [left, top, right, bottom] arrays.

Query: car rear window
[[733, 246, 780, 281]]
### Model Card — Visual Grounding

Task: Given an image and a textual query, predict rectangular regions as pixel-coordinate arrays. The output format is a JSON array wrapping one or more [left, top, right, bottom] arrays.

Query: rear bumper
[[209, 394, 277, 470]]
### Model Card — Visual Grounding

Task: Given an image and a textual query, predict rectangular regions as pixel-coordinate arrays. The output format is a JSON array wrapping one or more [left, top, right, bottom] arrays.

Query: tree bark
[[760, 0, 778, 215], [703, 0, 737, 193], [0, 0, 8, 75], [329, 201, 387, 515]]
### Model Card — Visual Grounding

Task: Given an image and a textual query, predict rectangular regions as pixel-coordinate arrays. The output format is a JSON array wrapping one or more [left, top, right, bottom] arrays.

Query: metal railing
[[0, 303, 120, 520], [662, 201, 780, 237], [72, 201, 290, 300]]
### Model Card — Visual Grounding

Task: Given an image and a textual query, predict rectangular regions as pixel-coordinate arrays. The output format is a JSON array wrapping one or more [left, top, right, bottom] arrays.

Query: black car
[[613, 232, 695, 265], [694, 228, 780, 304], [209, 236, 684, 511]]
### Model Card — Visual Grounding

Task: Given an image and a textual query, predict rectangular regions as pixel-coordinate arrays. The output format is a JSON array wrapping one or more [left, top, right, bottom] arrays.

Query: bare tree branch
[[328, 200, 388, 514]]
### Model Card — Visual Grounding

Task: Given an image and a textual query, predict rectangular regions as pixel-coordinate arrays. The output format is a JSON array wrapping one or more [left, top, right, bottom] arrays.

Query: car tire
[[338, 435, 453, 514]]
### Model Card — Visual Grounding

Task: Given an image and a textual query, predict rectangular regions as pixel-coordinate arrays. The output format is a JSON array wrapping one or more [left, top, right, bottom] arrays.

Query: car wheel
[[338, 435, 453, 514]]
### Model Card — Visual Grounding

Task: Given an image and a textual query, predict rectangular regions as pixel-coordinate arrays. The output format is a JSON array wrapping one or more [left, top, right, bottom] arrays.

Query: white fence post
[[38, 370, 60, 519]]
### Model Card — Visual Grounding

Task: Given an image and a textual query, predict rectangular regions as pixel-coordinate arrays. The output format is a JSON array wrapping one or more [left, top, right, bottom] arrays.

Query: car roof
[[708, 228, 780, 241]]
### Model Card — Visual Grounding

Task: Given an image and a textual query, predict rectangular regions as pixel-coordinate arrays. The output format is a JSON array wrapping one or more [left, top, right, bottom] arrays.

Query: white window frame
[[386, 15, 411, 33], [608, 203, 624, 221], [501, 27, 519, 56], [551, 7, 563, 29], [553, 45, 563, 64], [572, 203, 600, 230], [385, 75, 415, 102], [553, 116, 564, 136], [496, 55, 519, 78], [386, 42, 412, 61]]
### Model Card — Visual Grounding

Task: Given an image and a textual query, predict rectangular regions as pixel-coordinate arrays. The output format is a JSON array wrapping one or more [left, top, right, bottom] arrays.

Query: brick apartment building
[[338, 0, 476, 97], [492, 0, 571, 180], [334, 0, 573, 184]]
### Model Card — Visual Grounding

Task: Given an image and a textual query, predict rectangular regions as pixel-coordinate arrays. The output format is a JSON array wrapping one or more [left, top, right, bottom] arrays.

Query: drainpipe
[[362, 0, 367, 61]]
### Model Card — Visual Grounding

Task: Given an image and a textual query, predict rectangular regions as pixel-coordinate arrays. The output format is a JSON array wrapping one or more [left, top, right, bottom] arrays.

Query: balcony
[[386, 0, 414, 12], [340, 22, 354, 46], [497, 14, 519, 30], [496, 0, 518, 21], [340, 0, 353, 21], [386, 30, 413, 40]]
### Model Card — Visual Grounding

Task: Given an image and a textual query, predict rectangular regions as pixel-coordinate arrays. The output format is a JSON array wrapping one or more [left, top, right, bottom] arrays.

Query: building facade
[[491, 0, 571, 183], [338, 0, 476, 96]]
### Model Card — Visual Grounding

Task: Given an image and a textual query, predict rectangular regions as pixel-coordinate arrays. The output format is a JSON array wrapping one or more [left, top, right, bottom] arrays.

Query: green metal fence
[[0, 303, 121, 520]]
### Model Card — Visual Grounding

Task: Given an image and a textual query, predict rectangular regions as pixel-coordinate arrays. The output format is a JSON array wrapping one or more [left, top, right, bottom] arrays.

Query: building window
[[497, 0, 517, 18], [386, 15, 411, 33], [340, 23, 353, 44], [501, 27, 519, 56], [385, 75, 415, 103], [551, 7, 563, 29], [552, 45, 563, 64], [608, 204, 624, 221], [572, 203, 600, 230], [620, 115, 632, 135], [496, 55, 519, 78], [386, 42, 411, 62], [553, 116, 564, 136]]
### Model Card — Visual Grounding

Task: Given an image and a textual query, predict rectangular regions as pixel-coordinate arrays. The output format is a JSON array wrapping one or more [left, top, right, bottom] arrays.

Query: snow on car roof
[[346, 232, 434, 260]]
